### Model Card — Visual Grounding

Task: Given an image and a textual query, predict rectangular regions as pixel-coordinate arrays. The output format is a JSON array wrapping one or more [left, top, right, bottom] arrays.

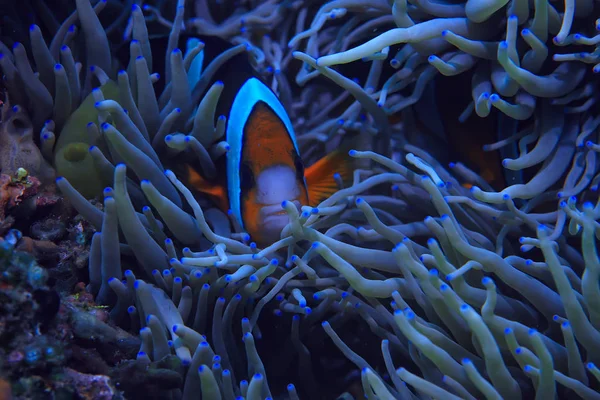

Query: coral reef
[[0, 230, 63, 397], [0, 0, 599, 399], [0, 173, 40, 221]]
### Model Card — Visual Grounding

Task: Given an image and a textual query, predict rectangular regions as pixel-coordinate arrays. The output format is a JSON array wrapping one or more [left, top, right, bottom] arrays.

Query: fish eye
[[240, 162, 255, 190]]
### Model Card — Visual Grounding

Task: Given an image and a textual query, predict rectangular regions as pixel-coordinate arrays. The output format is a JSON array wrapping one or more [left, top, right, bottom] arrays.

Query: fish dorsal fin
[[185, 164, 229, 212], [305, 149, 354, 207]]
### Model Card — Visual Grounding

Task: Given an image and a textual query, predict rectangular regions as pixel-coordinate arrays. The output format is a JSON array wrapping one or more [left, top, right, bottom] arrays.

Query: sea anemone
[[1, 0, 600, 399]]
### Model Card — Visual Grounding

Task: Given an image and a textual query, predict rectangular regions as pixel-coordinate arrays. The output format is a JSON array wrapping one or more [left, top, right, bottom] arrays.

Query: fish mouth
[[259, 200, 302, 242], [259, 200, 301, 220]]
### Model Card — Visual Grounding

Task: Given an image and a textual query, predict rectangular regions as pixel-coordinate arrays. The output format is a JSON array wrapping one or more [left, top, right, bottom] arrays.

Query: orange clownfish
[[182, 37, 354, 245]]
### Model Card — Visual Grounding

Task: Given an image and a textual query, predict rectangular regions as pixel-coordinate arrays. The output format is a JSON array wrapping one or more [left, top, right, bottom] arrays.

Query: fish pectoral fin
[[185, 164, 229, 212], [305, 148, 354, 206]]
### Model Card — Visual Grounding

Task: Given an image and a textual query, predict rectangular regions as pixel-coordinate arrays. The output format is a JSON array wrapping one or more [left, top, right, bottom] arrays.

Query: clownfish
[[403, 73, 513, 191], [160, 36, 355, 245]]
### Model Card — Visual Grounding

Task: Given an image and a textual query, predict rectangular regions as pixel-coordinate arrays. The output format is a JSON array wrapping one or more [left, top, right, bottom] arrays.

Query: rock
[[30, 219, 67, 241], [15, 236, 60, 262], [63, 368, 120, 400]]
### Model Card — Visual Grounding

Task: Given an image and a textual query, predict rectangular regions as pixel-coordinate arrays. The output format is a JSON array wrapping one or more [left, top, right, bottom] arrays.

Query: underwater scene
[[0, 0, 599, 399]]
